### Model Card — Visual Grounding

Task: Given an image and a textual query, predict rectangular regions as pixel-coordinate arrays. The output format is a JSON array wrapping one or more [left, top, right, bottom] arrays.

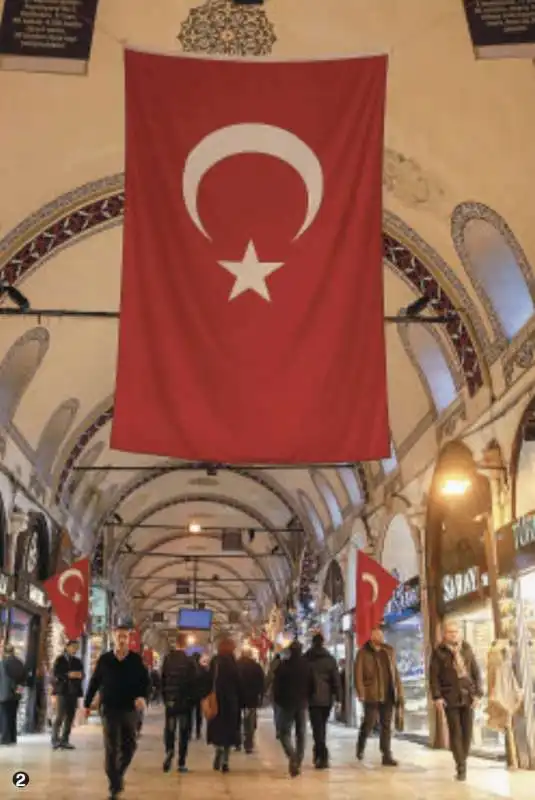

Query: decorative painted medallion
[[178, 0, 276, 57]]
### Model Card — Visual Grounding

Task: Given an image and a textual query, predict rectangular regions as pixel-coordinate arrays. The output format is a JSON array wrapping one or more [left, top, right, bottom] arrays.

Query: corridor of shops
[[0, 707, 531, 800]]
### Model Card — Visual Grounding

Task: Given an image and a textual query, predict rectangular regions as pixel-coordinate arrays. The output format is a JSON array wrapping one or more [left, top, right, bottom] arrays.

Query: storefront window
[[384, 614, 428, 736]]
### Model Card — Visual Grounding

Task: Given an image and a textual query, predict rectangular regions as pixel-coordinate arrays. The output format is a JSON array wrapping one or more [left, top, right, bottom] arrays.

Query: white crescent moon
[[362, 572, 379, 604], [182, 123, 324, 242], [58, 568, 84, 604]]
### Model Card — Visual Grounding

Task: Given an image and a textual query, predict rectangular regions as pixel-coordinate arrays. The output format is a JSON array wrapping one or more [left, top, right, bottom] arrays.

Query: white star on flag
[[218, 240, 284, 301]]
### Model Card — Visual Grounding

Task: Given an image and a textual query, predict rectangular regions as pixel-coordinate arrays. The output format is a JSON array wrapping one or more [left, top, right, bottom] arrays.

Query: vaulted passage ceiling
[[0, 0, 534, 627]]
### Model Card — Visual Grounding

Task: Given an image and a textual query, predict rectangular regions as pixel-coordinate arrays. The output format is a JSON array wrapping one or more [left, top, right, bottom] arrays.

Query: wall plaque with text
[[0, 0, 100, 75], [463, 0, 535, 59]]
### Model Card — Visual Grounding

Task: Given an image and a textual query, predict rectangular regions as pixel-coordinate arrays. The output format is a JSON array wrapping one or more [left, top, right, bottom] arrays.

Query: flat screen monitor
[[177, 607, 213, 631]]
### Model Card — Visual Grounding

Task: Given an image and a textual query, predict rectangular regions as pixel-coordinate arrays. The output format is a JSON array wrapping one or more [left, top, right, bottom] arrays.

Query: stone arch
[[0, 327, 50, 426], [452, 202, 535, 345], [310, 470, 343, 528], [398, 322, 461, 414], [336, 467, 363, 506], [110, 494, 289, 601], [63, 441, 105, 502], [34, 398, 79, 477], [297, 490, 325, 546]]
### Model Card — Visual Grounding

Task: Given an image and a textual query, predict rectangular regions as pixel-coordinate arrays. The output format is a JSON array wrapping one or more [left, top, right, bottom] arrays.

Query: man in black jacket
[[429, 620, 483, 782], [161, 632, 198, 774], [0, 643, 26, 745], [305, 632, 342, 769], [273, 640, 314, 777], [84, 624, 149, 800], [237, 646, 264, 753], [51, 639, 84, 750]]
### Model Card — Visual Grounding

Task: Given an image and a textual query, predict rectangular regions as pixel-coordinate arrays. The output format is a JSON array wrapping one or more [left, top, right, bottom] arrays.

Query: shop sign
[[442, 566, 489, 605], [512, 514, 535, 551], [384, 576, 420, 623]]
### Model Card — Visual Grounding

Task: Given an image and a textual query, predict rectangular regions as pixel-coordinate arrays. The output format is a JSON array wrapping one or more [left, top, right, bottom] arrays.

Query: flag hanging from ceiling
[[354, 551, 399, 646], [43, 558, 90, 640], [111, 49, 389, 464]]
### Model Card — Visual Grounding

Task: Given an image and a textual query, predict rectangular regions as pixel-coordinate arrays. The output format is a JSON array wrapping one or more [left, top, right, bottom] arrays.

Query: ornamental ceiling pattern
[[178, 0, 277, 57]]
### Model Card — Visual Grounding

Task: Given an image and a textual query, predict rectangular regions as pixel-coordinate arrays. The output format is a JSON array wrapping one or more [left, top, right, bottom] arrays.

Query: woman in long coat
[[207, 637, 242, 772]]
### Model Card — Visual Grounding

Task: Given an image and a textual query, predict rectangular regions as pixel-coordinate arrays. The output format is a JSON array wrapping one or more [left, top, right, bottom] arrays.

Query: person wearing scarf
[[429, 621, 483, 782]]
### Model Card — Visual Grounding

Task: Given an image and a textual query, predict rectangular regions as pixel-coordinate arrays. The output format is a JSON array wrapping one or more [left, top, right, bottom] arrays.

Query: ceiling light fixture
[[188, 522, 202, 534]]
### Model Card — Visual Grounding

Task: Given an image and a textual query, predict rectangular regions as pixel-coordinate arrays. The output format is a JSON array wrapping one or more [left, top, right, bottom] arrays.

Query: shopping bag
[[201, 661, 218, 721]]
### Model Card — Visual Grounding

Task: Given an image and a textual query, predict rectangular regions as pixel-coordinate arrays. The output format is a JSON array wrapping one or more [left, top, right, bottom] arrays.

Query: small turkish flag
[[43, 558, 90, 640], [355, 552, 399, 647]]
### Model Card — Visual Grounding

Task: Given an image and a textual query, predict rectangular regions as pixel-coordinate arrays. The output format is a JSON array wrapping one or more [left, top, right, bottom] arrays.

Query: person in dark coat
[[0, 643, 26, 745], [236, 646, 264, 753], [429, 620, 483, 782], [305, 632, 342, 768], [354, 625, 403, 766], [206, 636, 242, 773], [273, 640, 314, 777], [51, 639, 84, 750], [161, 633, 197, 773]]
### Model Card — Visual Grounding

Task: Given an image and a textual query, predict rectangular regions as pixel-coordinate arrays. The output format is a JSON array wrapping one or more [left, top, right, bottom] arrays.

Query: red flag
[[111, 49, 389, 464], [355, 551, 399, 646], [43, 558, 90, 640]]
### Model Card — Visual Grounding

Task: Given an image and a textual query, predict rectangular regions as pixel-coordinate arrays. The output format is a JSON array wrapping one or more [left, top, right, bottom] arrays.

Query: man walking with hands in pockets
[[84, 623, 150, 800], [429, 620, 483, 782]]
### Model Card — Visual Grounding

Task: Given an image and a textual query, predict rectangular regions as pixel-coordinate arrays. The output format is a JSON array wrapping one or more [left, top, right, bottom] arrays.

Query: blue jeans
[[277, 707, 306, 765]]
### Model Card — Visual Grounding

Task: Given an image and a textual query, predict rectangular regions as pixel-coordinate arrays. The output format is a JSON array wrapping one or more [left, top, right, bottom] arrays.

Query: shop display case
[[384, 614, 428, 736], [9, 608, 32, 734]]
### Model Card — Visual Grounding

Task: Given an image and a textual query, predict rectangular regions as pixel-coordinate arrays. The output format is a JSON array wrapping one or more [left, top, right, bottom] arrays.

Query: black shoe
[[61, 742, 75, 750], [163, 752, 173, 772], [456, 765, 467, 782], [221, 763, 230, 773], [245, 748, 253, 754], [289, 757, 299, 777], [177, 765, 188, 774], [52, 742, 61, 750], [356, 748, 364, 761], [213, 752, 222, 771], [382, 755, 398, 767]]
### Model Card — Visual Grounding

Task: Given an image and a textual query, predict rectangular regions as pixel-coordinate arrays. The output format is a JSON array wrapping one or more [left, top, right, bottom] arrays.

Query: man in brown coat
[[354, 625, 403, 765]]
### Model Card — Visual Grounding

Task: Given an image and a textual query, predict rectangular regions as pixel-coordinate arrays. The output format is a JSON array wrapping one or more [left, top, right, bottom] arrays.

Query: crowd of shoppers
[[1, 617, 486, 797]]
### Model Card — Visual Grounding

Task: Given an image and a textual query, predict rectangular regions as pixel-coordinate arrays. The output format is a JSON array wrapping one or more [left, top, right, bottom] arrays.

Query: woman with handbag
[[203, 637, 242, 773]]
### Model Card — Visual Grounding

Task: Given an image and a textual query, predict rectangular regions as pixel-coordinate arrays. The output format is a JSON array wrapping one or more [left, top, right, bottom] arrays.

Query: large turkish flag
[[112, 49, 389, 464]]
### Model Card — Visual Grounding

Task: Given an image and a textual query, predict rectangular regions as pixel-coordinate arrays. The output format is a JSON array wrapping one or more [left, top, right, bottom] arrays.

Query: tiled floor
[[0, 708, 532, 799]]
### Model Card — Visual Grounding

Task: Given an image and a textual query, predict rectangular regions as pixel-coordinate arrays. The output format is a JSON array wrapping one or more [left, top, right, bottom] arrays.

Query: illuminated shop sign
[[0, 572, 9, 595], [442, 567, 489, 605], [512, 514, 535, 551], [384, 576, 420, 622]]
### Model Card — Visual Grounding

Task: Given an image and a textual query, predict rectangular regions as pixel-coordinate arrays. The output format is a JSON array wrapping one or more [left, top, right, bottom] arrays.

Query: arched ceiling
[[1, 0, 534, 627]]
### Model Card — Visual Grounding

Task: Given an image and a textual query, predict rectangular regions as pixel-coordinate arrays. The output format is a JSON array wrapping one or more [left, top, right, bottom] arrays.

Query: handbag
[[201, 661, 218, 721]]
